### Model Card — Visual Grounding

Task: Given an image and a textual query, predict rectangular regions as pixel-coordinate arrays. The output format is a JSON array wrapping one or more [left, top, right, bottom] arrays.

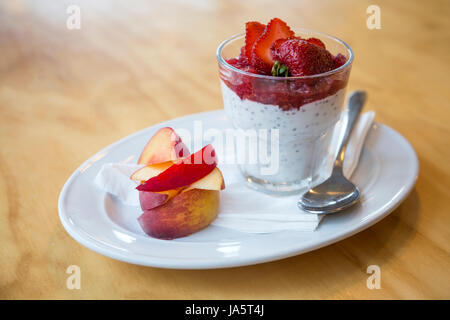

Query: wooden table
[[1, 0, 449, 299]]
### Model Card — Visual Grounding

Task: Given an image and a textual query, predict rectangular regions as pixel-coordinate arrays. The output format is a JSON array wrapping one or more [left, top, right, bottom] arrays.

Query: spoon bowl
[[298, 173, 360, 214], [298, 90, 367, 215]]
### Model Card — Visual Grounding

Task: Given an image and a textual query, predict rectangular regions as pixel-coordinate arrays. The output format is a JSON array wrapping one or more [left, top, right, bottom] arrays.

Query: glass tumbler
[[217, 29, 353, 195]]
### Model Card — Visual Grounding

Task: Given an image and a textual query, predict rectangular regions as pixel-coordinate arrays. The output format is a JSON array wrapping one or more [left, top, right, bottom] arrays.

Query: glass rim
[[216, 28, 354, 80]]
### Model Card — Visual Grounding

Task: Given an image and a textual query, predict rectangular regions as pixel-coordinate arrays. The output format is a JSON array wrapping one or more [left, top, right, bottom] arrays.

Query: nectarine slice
[[138, 127, 189, 165], [139, 188, 181, 210], [137, 189, 219, 239], [130, 161, 173, 182], [185, 167, 225, 191], [136, 145, 218, 192], [139, 191, 168, 210]]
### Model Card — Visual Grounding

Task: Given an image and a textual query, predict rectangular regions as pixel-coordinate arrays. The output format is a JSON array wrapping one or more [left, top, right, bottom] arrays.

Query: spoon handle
[[333, 91, 367, 172]]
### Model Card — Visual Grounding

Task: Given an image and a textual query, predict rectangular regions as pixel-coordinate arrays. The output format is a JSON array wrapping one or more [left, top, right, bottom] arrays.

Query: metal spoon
[[298, 90, 367, 214]]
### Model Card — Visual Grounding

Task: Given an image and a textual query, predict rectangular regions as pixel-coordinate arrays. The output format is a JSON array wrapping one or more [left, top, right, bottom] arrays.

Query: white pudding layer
[[221, 80, 346, 190]]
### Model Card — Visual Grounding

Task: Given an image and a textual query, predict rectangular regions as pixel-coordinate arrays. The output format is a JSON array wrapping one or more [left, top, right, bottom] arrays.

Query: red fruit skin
[[272, 39, 335, 76], [137, 189, 219, 240], [333, 53, 347, 68], [270, 38, 288, 55], [136, 145, 218, 192], [250, 18, 294, 74], [270, 36, 304, 59], [139, 191, 168, 210], [306, 37, 326, 49], [244, 21, 266, 61]]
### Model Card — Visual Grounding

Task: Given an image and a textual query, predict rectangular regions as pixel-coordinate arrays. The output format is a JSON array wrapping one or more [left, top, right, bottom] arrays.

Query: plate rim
[[58, 110, 419, 269]]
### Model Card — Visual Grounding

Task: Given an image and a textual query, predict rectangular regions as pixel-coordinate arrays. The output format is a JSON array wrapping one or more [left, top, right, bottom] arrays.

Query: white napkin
[[339, 110, 376, 177], [94, 111, 375, 233], [94, 163, 143, 206]]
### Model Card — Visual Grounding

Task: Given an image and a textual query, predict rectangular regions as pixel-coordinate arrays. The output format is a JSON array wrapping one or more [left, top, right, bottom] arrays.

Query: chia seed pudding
[[221, 81, 346, 191]]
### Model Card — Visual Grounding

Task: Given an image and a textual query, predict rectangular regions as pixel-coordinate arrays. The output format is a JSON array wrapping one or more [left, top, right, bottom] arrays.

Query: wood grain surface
[[1, 0, 449, 299]]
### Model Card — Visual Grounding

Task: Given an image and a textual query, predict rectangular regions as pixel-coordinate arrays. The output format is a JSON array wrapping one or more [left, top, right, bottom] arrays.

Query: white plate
[[58, 110, 418, 269]]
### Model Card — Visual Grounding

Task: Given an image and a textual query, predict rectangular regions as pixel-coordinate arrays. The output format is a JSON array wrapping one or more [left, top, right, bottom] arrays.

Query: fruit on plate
[[139, 191, 169, 211], [138, 189, 220, 240], [132, 128, 225, 239], [130, 161, 174, 183], [136, 144, 218, 192], [137, 127, 189, 165], [187, 167, 225, 191], [131, 160, 181, 209], [135, 165, 224, 192], [132, 155, 224, 210], [139, 188, 181, 210]]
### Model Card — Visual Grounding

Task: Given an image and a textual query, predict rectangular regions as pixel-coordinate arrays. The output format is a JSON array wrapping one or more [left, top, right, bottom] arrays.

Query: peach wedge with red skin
[[139, 166, 224, 211], [139, 191, 168, 210], [138, 127, 189, 165], [131, 161, 180, 209], [130, 161, 173, 182], [132, 161, 225, 192], [137, 144, 218, 192], [186, 167, 225, 191], [138, 189, 220, 239], [139, 188, 181, 210]]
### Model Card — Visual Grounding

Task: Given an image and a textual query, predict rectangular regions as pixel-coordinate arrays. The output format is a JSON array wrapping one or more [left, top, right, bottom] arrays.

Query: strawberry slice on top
[[244, 21, 266, 61], [250, 18, 294, 74]]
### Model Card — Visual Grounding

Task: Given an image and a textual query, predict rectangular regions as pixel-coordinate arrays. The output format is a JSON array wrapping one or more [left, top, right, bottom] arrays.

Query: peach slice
[[139, 167, 224, 209], [137, 189, 219, 239], [138, 127, 189, 165], [137, 145, 218, 192], [131, 162, 179, 210], [139, 191, 168, 210], [132, 162, 181, 210], [130, 161, 173, 183], [184, 167, 225, 192], [139, 188, 181, 210]]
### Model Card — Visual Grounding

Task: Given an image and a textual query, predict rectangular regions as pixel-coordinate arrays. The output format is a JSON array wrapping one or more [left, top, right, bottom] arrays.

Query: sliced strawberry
[[306, 37, 326, 49], [244, 21, 266, 61], [250, 18, 294, 73]]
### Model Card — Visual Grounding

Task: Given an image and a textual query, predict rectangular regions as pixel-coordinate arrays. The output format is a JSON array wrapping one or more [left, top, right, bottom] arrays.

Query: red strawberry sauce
[[221, 50, 350, 111]]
